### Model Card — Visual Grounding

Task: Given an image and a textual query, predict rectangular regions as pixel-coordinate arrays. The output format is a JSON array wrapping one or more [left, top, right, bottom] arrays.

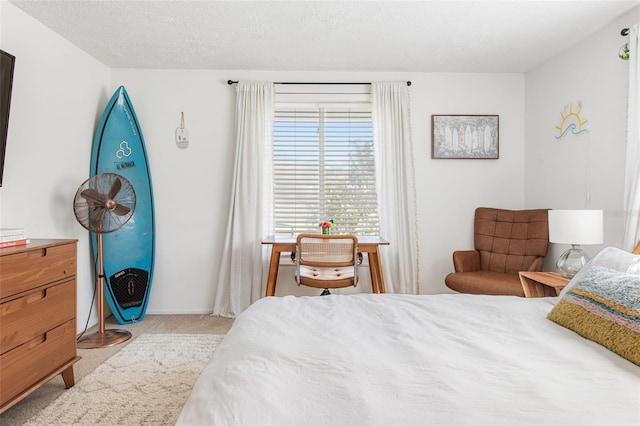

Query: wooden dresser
[[0, 239, 81, 413]]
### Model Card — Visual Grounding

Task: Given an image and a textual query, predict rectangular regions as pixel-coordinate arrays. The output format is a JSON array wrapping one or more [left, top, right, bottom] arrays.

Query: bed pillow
[[547, 265, 640, 366], [558, 246, 640, 297]]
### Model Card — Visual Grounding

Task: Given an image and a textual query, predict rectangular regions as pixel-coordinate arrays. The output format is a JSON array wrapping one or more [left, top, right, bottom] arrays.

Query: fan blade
[[89, 207, 107, 229], [81, 189, 107, 205], [109, 178, 122, 199], [113, 204, 131, 216]]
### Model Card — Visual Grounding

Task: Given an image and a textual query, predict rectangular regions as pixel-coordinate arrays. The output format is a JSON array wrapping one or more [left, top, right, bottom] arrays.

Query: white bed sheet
[[178, 293, 640, 426]]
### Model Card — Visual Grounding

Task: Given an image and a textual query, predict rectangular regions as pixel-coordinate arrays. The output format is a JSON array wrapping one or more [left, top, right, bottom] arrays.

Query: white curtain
[[213, 81, 273, 317], [623, 24, 640, 251], [372, 82, 419, 293]]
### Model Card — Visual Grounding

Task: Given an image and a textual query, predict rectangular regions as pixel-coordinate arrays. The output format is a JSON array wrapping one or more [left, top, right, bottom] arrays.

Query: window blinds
[[272, 84, 379, 236]]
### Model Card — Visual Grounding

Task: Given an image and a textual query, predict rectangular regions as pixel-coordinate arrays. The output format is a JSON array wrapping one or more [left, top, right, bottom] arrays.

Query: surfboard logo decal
[[116, 141, 132, 158]]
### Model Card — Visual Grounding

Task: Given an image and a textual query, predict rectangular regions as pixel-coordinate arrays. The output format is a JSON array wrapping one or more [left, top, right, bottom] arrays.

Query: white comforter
[[178, 293, 640, 426]]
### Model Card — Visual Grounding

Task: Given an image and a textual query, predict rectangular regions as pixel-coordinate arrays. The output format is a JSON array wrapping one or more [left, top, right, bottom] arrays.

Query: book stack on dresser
[[0, 228, 29, 249]]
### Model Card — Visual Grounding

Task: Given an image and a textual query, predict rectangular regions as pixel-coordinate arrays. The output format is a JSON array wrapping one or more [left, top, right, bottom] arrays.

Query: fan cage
[[73, 172, 136, 233]]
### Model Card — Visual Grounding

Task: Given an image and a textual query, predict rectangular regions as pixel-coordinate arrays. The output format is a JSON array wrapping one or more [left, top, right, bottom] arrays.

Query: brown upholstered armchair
[[445, 207, 550, 296]]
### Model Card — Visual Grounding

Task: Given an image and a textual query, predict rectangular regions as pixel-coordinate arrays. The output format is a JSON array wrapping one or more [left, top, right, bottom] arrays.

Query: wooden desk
[[262, 235, 390, 296]]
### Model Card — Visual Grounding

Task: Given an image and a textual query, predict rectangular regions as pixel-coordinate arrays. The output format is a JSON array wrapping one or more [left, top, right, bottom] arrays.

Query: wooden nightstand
[[519, 271, 571, 298]]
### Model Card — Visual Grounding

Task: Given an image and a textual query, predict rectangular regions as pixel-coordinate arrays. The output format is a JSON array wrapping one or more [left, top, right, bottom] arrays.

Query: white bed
[[178, 247, 640, 425]]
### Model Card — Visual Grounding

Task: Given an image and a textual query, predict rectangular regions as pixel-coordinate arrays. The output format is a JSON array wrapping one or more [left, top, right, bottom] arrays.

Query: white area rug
[[26, 334, 224, 425]]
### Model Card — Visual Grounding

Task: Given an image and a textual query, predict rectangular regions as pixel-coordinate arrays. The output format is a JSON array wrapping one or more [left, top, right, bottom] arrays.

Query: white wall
[[110, 69, 526, 313], [0, 3, 110, 331], [525, 5, 640, 269], [417, 73, 525, 294], [105, 70, 236, 313]]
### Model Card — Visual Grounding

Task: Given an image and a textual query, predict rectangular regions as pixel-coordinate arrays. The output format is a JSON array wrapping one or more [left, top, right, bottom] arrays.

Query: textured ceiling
[[9, 0, 640, 72]]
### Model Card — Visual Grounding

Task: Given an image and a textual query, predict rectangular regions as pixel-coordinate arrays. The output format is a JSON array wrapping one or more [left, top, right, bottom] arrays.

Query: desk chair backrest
[[294, 234, 360, 289]]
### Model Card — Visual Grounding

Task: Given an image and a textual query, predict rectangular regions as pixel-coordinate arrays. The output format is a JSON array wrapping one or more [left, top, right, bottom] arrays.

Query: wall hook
[[175, 112, 189, 149]]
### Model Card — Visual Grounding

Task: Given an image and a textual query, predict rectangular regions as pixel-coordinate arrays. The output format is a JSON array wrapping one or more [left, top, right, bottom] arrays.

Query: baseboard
[[145, 308, 214, 315]]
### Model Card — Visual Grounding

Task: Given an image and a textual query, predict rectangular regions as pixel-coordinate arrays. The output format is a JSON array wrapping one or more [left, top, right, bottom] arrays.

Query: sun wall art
[[555, 102, 589, 140]]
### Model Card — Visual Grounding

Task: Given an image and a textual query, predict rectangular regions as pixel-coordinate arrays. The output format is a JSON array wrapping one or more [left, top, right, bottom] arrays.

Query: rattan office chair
[[292, 233, 362, 295]]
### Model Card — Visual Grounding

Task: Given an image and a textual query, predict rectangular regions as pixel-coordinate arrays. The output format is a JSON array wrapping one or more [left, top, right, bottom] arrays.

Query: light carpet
[[26, 334, 224, 425]]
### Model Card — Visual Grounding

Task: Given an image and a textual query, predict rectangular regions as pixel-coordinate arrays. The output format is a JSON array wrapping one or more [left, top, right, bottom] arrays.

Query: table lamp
[[548, 209, 603, 278]]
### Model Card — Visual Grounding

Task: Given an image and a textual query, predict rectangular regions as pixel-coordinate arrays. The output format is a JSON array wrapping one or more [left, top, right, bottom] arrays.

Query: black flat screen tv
[[0, 49, 16, 187]]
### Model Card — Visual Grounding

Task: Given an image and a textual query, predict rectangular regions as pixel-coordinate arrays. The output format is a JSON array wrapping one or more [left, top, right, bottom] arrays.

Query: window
[[272, 84, 379, 236]]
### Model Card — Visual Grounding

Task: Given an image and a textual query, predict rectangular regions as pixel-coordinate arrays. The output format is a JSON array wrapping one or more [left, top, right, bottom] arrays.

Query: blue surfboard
[[90, 86, 155, 324]]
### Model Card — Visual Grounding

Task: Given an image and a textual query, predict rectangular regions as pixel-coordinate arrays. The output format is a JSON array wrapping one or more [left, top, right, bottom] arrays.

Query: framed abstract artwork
[[431, 115, 499, 159]]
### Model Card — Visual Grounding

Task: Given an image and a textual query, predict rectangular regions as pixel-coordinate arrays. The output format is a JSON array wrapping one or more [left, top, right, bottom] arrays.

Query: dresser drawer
[[0, 279, 76, 355], [0, 319, 76, 406], [0, 243, 76, 299]]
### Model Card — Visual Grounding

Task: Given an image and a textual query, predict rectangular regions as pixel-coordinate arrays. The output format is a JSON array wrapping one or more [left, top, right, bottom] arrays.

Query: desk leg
[[265, 249, 282, 297], [367, 254, 379, 294], [369, 250, 386, 294]]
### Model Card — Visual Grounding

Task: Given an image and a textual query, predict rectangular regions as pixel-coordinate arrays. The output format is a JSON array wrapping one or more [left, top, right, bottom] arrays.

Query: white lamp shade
[[548, 210, 604, 245]]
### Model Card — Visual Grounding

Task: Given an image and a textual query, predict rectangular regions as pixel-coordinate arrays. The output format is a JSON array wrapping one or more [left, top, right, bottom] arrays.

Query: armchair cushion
[[445, 271, 524, 296]]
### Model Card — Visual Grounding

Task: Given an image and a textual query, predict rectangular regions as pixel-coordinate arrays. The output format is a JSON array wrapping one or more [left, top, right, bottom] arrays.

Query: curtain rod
[[227, 80, 412, 86]]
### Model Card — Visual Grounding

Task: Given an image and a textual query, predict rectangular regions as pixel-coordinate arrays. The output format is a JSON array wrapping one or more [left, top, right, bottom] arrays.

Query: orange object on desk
[[261, 235, 389, 296]]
